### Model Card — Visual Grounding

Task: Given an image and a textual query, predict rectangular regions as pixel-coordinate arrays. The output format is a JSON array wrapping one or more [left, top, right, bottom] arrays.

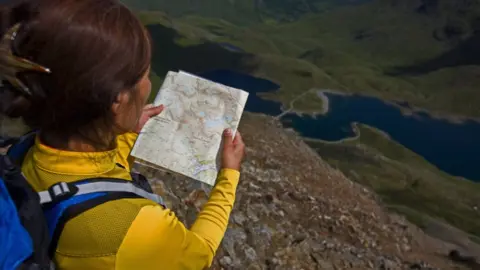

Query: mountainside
[[388, 0, 480, 75], [134, 112, 480, 269], [2, 111, 480, 269], [122, 0, 372, 24], [120, 2, 480, 254], [127, 0, 480, 118], [123, 0, 480, 39]]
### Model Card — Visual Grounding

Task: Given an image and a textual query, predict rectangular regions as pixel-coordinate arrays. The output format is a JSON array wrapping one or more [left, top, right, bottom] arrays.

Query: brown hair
[[0, 0, 151, 148]]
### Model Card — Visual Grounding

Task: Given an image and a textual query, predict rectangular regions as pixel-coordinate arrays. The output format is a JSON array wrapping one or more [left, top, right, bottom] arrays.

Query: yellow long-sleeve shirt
[[21, 132, 239, 270]]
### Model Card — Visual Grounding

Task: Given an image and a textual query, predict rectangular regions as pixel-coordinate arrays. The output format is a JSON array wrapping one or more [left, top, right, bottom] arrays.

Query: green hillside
[[122, 0, 372, 24], [306, 124, 480, 240], [125, 0, 480, 118]]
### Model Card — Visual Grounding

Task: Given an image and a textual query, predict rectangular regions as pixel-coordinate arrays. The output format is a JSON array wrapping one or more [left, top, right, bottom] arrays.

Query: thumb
[[223, 129, 234, 147]]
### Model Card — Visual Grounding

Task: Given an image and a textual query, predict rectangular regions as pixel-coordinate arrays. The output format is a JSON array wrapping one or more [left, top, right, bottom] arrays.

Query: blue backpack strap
[[3, 132, 164, 258], [0, 153, 52, 269], [41, 178, 165, 257], [0, 168, 33, 269], [7, 131, 37, 165]]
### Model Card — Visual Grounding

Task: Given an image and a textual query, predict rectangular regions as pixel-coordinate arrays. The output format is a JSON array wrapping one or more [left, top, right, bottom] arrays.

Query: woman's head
[[0, 0, 152, 149]]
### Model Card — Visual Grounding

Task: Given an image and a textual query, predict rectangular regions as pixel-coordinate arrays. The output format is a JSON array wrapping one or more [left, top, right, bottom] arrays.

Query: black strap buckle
[[0, 135, 17, 148], [47, 182, 78, 204], [0, 154, 18, 177]]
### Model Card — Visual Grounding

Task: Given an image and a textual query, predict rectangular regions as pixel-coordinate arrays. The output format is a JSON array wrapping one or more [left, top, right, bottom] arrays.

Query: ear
[[111, 91, 130, 116]]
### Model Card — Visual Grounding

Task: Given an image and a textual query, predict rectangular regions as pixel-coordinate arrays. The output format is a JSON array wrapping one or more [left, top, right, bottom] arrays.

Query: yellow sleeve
[[115, 132, 138, 172], [116, 169, 240, 270]]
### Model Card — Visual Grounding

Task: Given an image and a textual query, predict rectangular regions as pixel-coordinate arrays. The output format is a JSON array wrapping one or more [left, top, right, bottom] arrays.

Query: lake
[[200, 69, 480, 182]]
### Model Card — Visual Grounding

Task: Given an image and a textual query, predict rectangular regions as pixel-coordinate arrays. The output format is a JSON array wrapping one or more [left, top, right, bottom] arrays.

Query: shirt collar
[[32, 136, 118, 176]]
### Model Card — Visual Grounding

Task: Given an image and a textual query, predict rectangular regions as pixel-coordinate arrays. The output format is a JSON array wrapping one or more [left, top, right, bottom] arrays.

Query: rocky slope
[[134, 112, 474, 270]]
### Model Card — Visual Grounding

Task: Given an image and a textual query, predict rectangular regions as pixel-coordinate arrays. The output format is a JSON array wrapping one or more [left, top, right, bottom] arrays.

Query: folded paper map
[[131, 71, 249, 186]]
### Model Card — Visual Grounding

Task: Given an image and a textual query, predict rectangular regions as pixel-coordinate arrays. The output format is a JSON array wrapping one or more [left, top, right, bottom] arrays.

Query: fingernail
[[225, 128, 232, 135]]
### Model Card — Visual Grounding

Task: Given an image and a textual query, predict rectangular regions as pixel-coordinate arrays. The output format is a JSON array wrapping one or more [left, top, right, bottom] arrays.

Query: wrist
[[221, 161, 242, 171], [221, 165, 240, 171], [219, 168, 240, 185], [221, 167, 240, 173]]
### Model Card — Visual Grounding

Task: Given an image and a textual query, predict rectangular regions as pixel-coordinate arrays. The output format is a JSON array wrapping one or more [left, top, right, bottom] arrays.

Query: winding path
[[274, 89, 315, 119], [274, 88, 333, 119]]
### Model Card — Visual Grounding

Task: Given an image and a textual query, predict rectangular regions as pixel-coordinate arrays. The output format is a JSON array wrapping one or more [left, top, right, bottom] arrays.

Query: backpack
[[0, 132, 165, 270]]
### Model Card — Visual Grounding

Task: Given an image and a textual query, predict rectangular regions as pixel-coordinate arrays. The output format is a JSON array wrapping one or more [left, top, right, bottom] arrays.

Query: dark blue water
[[200, 69, 480, 181], [218, 43, 245, 53], [282, 95, 480, 181], [200, 70, 283, 115]]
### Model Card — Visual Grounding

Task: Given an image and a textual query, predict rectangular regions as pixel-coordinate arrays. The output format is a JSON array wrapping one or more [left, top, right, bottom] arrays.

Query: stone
[[233, 213, 247, 225], [219, 256, 233, 267], [376, 257, 398, 270], [316, 258, 335, 270], [246, 207, 260, 223], [402, 244, 411, 252], [325, 241, 335, 249], [246, 263, 262, 270], [291, 233, 306, 245], [245, 246, 257, 262]]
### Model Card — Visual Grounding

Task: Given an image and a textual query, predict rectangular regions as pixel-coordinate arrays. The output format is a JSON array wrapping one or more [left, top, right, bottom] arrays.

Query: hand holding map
[[134, 104, 165, 133], [221, 128, 245, 171], [131, 71, 249, 186]]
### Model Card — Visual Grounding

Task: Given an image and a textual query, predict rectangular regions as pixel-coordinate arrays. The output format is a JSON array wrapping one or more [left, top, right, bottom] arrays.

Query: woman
[[0, 0, 245, 269]]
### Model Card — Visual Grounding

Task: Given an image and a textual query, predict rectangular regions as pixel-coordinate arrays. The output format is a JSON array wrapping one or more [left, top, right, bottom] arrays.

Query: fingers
[[144, 104, 164, 118], [233, 130, 244, 146], [144, 104, 155, 110]]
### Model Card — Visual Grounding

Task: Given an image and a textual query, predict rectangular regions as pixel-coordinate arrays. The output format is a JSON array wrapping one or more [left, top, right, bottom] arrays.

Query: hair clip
[[0, 23, 51, 96]]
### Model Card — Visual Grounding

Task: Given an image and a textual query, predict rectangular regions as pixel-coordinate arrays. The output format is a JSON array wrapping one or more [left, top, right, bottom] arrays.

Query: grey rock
[[315, 258, 335, 270], [326, 242, 335, 249], [233, 212, 247, 225], [246, 263, 263, 270], [246, 207, 260, 223], [377, 257, 397, 270], [402, 244, 412, 252], [245, 246, 258, 262], [219, 256, 233, 267]]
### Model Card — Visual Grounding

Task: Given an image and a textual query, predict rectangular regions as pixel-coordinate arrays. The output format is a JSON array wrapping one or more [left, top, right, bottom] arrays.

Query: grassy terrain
[[148, 70, 164, 103], [129, 0, 480, 118], [289, 90, 326, 114], [305, 124, 480, 238], [124, 0, 373, 25]]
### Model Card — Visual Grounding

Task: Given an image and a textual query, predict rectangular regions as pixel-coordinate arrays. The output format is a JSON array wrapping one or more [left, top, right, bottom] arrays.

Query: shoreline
[[387, 100, 480, 125], [302, 122, 393, 145], [276, 88, 480, 125], [249, 69, 480, 125], [302, 122, 362, 144], [275, 88, 337, 119]]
